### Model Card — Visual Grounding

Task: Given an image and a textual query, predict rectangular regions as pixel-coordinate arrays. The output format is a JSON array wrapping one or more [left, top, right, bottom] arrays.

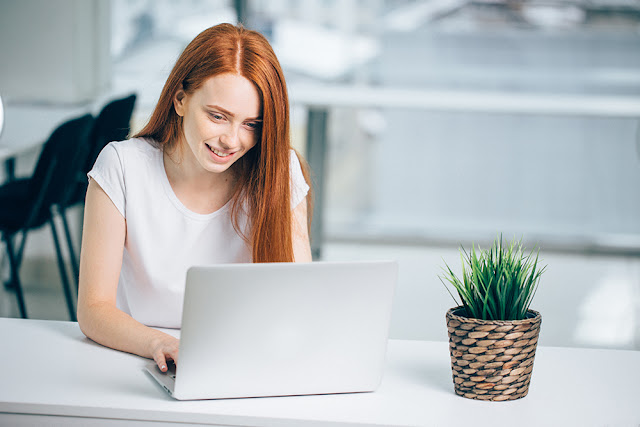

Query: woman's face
[[173, 73, 262, 176]]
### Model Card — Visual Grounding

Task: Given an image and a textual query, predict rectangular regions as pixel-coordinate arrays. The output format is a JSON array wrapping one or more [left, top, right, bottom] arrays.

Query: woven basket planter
[[446, 306, 542, 401]]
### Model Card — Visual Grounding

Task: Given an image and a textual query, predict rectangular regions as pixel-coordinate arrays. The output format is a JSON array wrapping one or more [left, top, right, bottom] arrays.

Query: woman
[[77, 24, 313, 373]]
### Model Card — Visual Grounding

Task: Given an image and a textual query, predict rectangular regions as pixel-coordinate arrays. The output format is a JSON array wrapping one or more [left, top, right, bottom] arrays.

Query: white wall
[[0, 0, 110, 103]]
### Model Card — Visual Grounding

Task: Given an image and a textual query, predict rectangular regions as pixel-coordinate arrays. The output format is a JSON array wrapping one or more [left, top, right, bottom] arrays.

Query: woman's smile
[[205, 143, 236, 161]]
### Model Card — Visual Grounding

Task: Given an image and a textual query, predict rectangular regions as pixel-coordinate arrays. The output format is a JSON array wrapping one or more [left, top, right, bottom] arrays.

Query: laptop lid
[[170, 261, 397, 400]]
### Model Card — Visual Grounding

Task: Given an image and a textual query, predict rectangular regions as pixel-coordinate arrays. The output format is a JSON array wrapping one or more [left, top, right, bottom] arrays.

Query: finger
[[155, 351, 168, 372], [168, 347, 179, 365]]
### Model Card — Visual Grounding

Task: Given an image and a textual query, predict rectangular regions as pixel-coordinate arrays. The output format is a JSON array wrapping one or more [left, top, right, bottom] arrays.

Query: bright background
[[1, 0, 639, 350]]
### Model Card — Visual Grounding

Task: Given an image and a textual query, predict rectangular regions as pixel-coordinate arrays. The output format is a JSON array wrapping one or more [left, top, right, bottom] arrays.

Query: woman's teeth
[[209, 146, 231, 157]]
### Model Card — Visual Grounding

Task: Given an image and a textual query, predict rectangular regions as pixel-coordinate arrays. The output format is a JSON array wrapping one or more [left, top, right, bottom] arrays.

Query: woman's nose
[[219, 126, 239, 148]]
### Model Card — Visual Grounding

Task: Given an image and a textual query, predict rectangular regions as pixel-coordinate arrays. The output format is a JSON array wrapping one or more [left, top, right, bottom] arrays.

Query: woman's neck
[[162, 147, 237, 215]]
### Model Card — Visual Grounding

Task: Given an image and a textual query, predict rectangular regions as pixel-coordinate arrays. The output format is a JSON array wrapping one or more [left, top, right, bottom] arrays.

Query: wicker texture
[[446, 307, 542, 401]]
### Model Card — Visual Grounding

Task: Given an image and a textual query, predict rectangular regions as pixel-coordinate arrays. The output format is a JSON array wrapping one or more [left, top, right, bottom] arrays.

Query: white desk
[[0, 318, 638, 426]]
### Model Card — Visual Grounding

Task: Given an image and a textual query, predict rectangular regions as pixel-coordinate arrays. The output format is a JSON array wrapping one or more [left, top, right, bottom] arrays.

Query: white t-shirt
[[87, 138, 309, 328]]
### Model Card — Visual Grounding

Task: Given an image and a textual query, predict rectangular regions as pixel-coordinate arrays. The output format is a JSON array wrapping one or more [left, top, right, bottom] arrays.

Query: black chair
[[0, 114, 94, 320], [57, 94, 136, 286]]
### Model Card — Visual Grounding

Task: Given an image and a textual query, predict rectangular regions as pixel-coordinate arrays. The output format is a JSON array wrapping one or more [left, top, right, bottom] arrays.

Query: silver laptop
[[145, 261, 398, 400]]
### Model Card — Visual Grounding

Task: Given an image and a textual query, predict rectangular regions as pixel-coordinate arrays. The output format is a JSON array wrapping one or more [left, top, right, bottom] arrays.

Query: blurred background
[[1, 0, 639, 350]]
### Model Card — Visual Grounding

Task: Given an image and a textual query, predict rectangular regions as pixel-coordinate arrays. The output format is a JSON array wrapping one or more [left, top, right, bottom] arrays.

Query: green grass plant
[[440, 235, 546, 321]]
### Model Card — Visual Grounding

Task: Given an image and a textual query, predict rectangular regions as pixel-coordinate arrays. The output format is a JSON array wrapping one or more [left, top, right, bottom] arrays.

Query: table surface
[[0, 318, 638, 426]]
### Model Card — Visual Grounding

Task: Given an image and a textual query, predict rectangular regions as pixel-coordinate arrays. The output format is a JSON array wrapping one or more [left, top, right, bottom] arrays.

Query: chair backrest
[[86, 93, 137, 173], [26, 114, 94, 223], [61, 94, 136, 209]]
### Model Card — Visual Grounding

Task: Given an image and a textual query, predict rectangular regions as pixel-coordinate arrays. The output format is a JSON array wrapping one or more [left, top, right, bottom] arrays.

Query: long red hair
[[134, 23, 312, 262]]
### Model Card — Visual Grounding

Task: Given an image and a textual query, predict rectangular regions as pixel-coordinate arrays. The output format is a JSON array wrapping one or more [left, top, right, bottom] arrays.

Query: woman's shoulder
[[287, 148, 310, 207], [106, 137, 161, 157], [288, 147, 302, 168], [93, 137, 161, 176]]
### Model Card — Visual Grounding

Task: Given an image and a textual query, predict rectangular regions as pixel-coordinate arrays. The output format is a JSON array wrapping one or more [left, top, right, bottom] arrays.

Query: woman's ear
[[173, 85, 187, 117]]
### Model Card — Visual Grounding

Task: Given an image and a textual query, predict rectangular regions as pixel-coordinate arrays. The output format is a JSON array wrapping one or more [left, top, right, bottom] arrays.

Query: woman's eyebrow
[[206, 104, 235, 117], [206, 104, 262, 121]]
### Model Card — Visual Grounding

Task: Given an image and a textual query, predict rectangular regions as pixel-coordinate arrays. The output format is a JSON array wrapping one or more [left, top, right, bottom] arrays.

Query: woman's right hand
[[149, 334, 180, 372]]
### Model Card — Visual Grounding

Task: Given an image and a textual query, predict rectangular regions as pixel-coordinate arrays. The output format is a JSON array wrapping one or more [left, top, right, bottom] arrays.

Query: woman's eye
[[245, 122, 262, 131], [209, 112, 224, 121]]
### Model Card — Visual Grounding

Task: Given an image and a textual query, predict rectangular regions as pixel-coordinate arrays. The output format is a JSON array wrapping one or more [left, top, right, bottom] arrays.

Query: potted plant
[[439, 235, 546, 401]]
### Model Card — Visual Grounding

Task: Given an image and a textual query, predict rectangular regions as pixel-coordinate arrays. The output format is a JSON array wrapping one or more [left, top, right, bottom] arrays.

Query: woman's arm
[[292, 196, 312, 262], [77, 178, 178, 372]]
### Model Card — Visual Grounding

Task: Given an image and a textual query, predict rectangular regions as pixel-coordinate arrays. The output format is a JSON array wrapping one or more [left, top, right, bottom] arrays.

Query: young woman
[[77, 24, 313, 372]]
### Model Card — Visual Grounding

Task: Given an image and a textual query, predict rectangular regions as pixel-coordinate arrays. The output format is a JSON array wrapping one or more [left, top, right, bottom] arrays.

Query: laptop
[[145, 260, 398, 400]]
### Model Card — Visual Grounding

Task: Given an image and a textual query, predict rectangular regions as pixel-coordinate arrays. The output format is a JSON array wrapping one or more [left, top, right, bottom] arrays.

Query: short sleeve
[[87, 142, 126, 217], [289, 149, 310, 209]]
